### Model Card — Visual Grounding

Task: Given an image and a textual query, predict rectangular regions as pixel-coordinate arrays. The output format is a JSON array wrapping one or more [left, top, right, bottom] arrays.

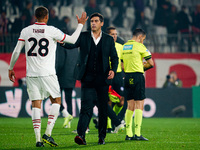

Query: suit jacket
[[55, 46, 78, 88], [61, 31, 118, 85]]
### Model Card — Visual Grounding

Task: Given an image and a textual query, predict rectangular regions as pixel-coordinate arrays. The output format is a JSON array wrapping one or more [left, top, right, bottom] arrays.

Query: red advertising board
[[146, 53, 200, 87], [0, 53, 26, 87]]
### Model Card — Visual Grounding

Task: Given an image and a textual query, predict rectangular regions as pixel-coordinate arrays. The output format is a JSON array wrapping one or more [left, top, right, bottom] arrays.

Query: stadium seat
[[101, 6, 112, 18], [69, 17, 87, 32], [72, 0, 85, 7], [125, 7, 135, 19], [123, 7, 135, 29], [117, 28, 132, 42], [6, 5, 20, 23], [53, 6, 59, 17], [60, 6, 72, 20], [73, 6, 85, 17], [111, 7, 119, 22]]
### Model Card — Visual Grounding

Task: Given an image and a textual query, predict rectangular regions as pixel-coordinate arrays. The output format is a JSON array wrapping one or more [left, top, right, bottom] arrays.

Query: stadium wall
[[192, 86, 200, 118], [0, 86, 196, 118], [1, 53, 200, 88]]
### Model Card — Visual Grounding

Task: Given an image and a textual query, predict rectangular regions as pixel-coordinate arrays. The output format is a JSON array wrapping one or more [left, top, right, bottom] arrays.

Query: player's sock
[[134, 109, 143, 136], [32, 107, 41, 142], [113, 104, 123, 115], [68, 121, 71, 128], [45, 103, 60, 136], [107, 117, 112, 129], [62, 109, 70, 118], [125, 109, 134, 137]]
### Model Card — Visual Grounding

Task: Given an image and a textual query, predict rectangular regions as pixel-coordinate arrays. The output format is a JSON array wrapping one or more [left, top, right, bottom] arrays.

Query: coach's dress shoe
[[74, 135, 86, 145], [98, 138, 105, 145]]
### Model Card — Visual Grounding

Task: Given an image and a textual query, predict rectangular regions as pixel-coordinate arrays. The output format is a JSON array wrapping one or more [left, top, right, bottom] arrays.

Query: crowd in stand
[[0, 0, 200, 52]]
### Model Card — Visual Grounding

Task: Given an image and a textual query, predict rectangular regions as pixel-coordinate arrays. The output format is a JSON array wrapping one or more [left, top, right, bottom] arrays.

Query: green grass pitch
[[0, 117, 199, 150]]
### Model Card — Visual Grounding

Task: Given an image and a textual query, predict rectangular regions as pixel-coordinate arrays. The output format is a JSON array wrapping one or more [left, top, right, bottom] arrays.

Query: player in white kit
[[8, 6, 88, 147]]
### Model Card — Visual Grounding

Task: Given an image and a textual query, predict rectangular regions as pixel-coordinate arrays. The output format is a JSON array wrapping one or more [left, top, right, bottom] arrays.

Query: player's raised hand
[[9, 70, 16, 82], [76, 12, 88, 25]]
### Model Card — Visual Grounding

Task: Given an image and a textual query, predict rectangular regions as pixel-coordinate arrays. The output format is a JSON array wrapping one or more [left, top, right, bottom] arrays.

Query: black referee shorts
[[124, 72, 146, 101]]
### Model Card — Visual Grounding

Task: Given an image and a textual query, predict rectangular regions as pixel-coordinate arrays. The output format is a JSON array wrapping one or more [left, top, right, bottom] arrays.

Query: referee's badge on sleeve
[[146, 49, 151, 55]]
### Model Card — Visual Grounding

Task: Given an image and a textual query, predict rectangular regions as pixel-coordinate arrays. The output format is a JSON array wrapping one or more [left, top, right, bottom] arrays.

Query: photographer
[[163, 71, 183, 88]]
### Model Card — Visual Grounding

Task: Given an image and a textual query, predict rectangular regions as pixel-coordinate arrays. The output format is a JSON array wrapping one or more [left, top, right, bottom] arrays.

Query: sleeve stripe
[[18, 39, 25, 42], [60, 34, 66, 42]]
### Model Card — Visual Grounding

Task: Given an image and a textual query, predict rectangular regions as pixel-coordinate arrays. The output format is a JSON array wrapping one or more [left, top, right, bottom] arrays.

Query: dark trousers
[[117, 98, 127, 121], [60, 88, 73, 115], [104, 98, 127, 128], [107, 104, 121, 126], [77, 83, 109, 139]]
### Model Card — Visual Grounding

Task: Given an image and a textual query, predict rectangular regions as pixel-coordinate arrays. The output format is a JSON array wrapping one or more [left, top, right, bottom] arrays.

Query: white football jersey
[[19, 22, 66, 77]]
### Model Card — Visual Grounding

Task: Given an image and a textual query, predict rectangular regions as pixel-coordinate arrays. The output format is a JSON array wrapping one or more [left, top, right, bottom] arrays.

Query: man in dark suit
[[60, 13, 118, 145], [56, 46, 79, 128]]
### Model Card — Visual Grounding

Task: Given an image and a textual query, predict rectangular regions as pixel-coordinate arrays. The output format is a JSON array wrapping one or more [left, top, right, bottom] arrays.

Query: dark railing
[[119, 32, 200, 53], [0, 33, 200, 53], [0, 34, 20, 53]]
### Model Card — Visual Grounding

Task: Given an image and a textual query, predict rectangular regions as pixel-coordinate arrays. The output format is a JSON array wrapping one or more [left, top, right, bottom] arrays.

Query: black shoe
[[93, 118, 99, 129], [42, 134, 58, 147], [125, 135, 134, 140], [36, 142, 44, 147], [98, 138, 105, 145], [134, 135, 148, 141], [74, 135, 86, 145]]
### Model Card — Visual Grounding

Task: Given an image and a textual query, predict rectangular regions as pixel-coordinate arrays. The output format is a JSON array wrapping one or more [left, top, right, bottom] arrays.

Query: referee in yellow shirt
[[122, 28, 154, 141]]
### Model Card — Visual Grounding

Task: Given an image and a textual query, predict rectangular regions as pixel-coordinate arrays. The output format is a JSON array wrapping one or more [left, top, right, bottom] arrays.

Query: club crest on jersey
[[123, 45, 133, 50]]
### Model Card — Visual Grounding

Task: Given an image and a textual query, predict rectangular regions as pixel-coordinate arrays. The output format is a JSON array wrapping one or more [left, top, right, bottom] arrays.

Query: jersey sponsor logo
[[33, 29, 45, 33], [123, 45, 133, 50], [146, 49, 151, 55]]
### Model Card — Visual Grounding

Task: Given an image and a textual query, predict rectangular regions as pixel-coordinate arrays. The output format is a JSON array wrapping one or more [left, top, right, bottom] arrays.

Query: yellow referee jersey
[[122, 40, 152, 73], [115, 42, 123, 73]]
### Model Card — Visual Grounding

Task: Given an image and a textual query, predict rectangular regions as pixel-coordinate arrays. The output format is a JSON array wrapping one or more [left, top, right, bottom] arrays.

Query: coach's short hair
[[35, 6, 48, 20], [132, 28, 146, 37], [106, 26, 116, 34], [90, 13, 104, 22]]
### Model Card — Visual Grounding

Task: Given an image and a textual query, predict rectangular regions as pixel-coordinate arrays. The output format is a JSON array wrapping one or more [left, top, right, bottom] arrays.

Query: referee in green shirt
[[122, 28, 154, 141]]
